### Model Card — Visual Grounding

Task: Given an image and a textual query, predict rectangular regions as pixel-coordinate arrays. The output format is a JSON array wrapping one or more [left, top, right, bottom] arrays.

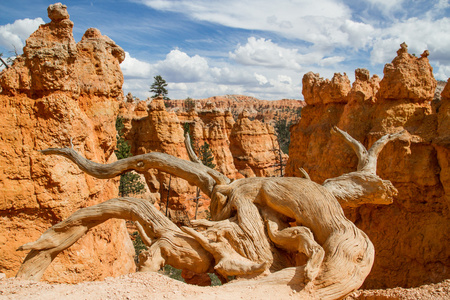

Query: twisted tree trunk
[[16, 197, 214, 280], [16, 127, 405, 300]]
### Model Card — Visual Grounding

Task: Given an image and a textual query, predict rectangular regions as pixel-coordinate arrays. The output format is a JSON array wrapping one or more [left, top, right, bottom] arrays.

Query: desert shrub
[[161, 265, 185, 282]]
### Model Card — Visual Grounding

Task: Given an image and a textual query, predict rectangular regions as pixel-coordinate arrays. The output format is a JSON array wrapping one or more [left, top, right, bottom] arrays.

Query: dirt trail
[[0, 272, 448, 300]]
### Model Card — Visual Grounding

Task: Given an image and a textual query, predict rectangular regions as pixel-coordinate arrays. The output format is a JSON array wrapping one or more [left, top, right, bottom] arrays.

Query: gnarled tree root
[[265, 217, 324, 283], [16, 197, 214, 281], [181, 226, 268, 279], [19, 127, 406, 300]]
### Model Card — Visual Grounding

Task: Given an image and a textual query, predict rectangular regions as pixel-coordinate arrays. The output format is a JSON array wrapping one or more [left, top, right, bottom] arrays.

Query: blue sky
[[1, 0, 449, 100]]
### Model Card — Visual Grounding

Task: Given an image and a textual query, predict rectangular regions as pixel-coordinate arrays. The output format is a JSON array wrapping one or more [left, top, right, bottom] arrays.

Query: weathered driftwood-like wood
[[265, 216, 324, 283], [202, 176, 375, 299], [18, 128, 404, 300], [322, 127, 406, 207], [16, 197, 214, 280], [40, 148, 229, 197], [184, 132, 202, 164], [181, 226, 268, 278]]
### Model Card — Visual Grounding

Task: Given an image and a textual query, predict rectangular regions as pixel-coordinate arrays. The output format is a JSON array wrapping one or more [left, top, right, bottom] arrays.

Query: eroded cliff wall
[[0, 3, 135, 282], [287, 44, 449, 288], [166, 95, 305, 126], [230, 110, 287, 177], [119, 99, 285, 217]]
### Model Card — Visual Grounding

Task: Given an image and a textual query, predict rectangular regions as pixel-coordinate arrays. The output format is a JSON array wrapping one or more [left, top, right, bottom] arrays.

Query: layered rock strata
[[0, 3, 135, 283], [165, 95, 305, 125], [287, 44, 449, 289]]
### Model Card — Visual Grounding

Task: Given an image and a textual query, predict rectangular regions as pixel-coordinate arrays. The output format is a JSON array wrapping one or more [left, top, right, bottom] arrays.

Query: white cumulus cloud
[[121, 51, 153, 78], [370, 17, 450, 65], [230, 37, 303, 70], [277, 75, 292, 85], [255, 73, 268, 85], [0, 18, 44, 53], [339, 20, 375, 49], [154, 49, 211, 82], [230, 37, 348, 70], [435, 62, 450, 81], [120, 48, 303, 100]]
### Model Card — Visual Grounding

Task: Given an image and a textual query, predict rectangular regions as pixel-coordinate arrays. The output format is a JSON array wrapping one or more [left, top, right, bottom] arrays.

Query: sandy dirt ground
[[0, 272, 449, 300]]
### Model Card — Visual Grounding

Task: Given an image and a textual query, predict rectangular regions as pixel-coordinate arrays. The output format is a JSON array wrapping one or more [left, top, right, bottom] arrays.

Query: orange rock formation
[[165, 95, 305, 125], [287, 44, 449, 289], [0, 3, 135, 282], [119, 99, 285, 217], [230, 110, 286, 177], [178, 106, 239, 178], [120, 97, 197, 218]]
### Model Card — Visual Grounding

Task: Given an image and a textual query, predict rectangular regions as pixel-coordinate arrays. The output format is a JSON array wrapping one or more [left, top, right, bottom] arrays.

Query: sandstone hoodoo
[[118, 98, 286, 217], [287, 44, 449, 289], [230, 109, 287, 177], [177, 103, 238, 179], [165, 95, 305, 125], [120, 96, 204, 219], [0, 3, 135, 283]]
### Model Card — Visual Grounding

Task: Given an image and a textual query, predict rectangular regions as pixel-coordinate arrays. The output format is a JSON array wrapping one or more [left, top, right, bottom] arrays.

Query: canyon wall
[[177, 106, 239, 178], [119, 99, 284, 217], [230, 110, 287, 177], [0, 3, 135, 282], [287, 44, 449, 288], [165, 95, 305, 125], [119, 97, 197, 220]]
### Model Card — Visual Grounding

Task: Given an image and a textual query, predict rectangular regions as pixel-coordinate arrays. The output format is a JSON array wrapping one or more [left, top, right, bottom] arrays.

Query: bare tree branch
[[184, 132, 201, 164], [298, 168, 311, 180], [365, 130, 406, 173], [0, 56, 9, 69], [16, 197, 214, 280], [40, 147, 229, 197], [330, 126, 368, 171], [324, 127, 405, 207], [331, 126, 406, 174]]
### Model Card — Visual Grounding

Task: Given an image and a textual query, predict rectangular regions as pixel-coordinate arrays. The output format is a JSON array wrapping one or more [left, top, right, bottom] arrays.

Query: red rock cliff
[[287, 44, 448, 289], [0, 3, 135, 283]]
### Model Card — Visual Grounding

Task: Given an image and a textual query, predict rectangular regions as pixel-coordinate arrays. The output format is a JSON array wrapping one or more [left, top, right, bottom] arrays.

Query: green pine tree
[[199, 142, 216, 169], [150, 75, 169, 100], [115, 117, 145, 196], [274, 118, 291, 154], [184, 97, 196, 111]]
